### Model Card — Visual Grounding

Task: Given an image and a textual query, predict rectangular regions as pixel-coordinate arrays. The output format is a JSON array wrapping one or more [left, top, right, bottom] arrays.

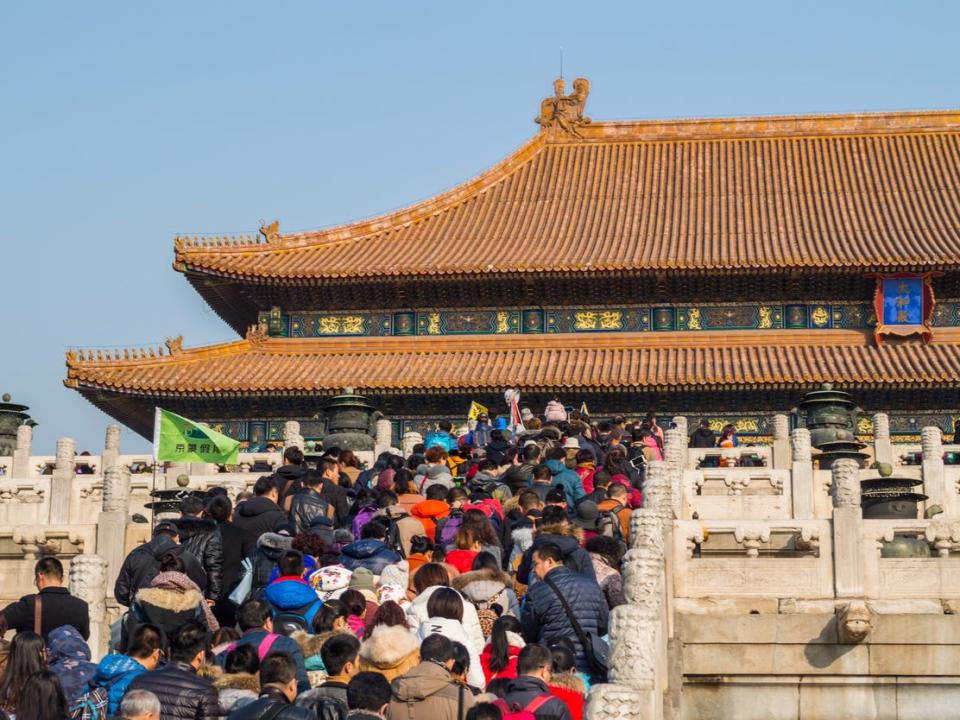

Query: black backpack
[[381, 509, 407, 559], [596, 508, 628, 554], [273, 599, 322, 636]]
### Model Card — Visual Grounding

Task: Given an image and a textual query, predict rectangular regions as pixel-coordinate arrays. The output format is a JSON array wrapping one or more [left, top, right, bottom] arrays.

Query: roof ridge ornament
[[246, 323, 268, 346], [535, 77, 591, 137], [164, 336, 184, 356], [259, 220, 280, 243]]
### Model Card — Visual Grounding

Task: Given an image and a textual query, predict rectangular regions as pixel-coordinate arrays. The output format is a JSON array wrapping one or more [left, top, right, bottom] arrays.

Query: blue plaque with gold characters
[[870, 273, 938, 344]]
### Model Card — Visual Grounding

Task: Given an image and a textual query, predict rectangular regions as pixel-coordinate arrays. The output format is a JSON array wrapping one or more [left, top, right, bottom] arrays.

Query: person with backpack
[[596, 484, 631, 544], [405, 564, 485, 654], [227, 651, 315, 720], [468, 414, 493, 452], [264, 551, 323, 636], [218, 599, 309, 693], [127, 553, 219, 645], [113, 523, 206, 609], [499, 644, 571, 720], [411, 485, 452, 542], [273, 446, 308, 513], [92, 623, 161, 715], [389, 634, 476, 720], [174, 496, 224, 607], [295, 634, 360, 718]]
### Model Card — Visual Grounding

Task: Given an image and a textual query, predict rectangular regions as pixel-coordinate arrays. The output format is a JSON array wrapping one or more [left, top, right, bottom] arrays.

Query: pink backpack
[[222, 632, 281, 661], [493, 695, 553, 720]]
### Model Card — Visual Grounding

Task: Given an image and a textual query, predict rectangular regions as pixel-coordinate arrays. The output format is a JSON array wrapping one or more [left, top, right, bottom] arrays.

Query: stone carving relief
[[790, 428, 812, 463], [69, 554, 108, 621], [922, 425, 944, 461], [830, 459, 861, 509], [0, 485, 45, 504], [629, 509, 665, 556], [872, 413, 890, 441], [607, 604, 658, 689], [55, 438, 76, 468], [105, 424, 121, 450], [102, 465, 131, 513], [535, 78, 591, 136], [771, 414, 790, 440], [622, 547, 664, 609]]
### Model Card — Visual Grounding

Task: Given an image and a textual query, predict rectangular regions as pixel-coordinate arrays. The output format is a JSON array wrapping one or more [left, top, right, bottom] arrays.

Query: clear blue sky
[[3, 1, 958, 454]]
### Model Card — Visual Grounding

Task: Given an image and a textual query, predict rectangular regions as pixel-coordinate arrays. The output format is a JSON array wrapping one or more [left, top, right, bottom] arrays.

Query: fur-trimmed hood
[[257, 531, 294, 553], [535, 522, 583, 542], [359, 624, 420, 669], [291, 629, 350, 660], [213, 672, 260, 692], [511, 526, 534, 552], [134, 586, 203, 612], [451, 568, 512, 603], [549, 671, 587, 694], [197, 663, 223, 680]]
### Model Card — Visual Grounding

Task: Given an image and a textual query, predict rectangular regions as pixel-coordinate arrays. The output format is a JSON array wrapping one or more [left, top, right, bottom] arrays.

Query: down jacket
[[250, 531, 294, 598], [175, 517, 224, 600], [544, 459, 585, 508], [126, 660, 219, 720], [388, 661, 476, 720], [520, 566, 609, 676], [234, 496, 288, 543], [340, 539, 401, 575], [114, 535, 206, 607]]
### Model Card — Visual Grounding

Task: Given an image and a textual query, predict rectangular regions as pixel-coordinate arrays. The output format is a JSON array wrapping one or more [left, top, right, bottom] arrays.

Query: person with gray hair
[[120, 689, 161, 720]]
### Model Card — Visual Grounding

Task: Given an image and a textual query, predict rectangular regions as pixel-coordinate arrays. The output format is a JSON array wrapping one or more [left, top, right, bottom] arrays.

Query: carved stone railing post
[[921, 426, 946, 509], [11, 424, 33, 478], [872, 413, 892, 467], [98, 465, 131, 593], [49, 437, 76, 524], [671, 416, 688, 440], [663, 428, 685, 517], [374, 418, 393, 458], [790, 428, 814, 519], [401, 431, 423, 457], [101, 424, 121, 477], [831, 459, 864, 598], [772, 414, 790, 469], [283, 421, 303, 452], [69, 554, 108, 661]]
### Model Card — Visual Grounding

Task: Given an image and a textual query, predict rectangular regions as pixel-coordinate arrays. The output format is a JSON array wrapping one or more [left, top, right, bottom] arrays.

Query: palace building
[[65, 80, 960, 448]]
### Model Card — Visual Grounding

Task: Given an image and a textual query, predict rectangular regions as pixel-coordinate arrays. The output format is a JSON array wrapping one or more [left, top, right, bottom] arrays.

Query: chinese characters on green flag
[[152, 408, 240, 464]]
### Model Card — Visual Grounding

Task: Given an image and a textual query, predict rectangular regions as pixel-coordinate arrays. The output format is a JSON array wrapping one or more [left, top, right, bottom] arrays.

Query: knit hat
[[349, 567, 378, 603], [379, 560, 409, 591]]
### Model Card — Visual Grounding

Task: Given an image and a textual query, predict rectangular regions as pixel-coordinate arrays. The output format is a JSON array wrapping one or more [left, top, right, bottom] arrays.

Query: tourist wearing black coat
[[127, 660, 219, 720], [233, 496, 288, 543], [114, 531, 206, 607]]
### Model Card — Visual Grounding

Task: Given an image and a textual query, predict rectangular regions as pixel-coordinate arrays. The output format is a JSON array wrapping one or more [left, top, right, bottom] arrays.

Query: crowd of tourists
[[0, 402, 679, 720]]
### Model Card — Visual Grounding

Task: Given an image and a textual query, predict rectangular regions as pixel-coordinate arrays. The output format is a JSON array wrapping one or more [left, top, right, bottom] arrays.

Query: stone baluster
[[831, 458, 864, 598], [283, 421, 303, 451], [49, 437, 76, 524], [586, 683, 653, 720], [790, 428, 814, 519], [374, 417, 394, 457], [663, 428, 685, 517], [69, 554, 109, 661], [771, 414, 790, 469], [642, 459, 675, 648], [101, 424, 121, 477], [11, 424, 33, 478], [921, 426, 946, 510], [671, 416, 688, 439], [98, 465, 131, 593], [630, 508, 666, 555], [872, 413, 892, 467], [401, 431, 423, 457]]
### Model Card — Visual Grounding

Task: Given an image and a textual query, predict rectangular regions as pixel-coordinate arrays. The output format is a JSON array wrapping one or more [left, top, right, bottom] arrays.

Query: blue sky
[[2, 1, 958, 454]]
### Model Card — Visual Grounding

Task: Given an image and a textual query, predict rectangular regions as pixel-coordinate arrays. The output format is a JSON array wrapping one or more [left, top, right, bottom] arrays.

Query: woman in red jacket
[[479, 615, 526, 687], [548, 641, 586, 720]]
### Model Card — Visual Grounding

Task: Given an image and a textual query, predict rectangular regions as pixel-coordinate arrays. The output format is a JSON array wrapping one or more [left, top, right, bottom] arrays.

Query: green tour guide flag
[[152, 408, 240, 464]]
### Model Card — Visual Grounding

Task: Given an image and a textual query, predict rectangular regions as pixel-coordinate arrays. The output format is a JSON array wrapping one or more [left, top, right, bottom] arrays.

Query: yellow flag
[[580, 401, 589, 417], [468, 401, 488, 420]]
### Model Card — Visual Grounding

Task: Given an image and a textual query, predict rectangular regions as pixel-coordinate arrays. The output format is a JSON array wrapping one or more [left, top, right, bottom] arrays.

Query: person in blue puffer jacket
[[92, 623, 162, 715], [544, 448, 586, 508], [339, 521, 401, 575], [264, 551, 323, 634], [424, 420, 458, 453]]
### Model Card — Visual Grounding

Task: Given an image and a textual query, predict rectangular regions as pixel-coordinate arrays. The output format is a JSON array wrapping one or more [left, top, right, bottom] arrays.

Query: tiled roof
[[65, 329, 960, 396], [174, 109, 960, 280]]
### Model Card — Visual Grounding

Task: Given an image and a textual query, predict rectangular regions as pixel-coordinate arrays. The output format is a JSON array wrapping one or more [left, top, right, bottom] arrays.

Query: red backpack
[[493, 695, 553, 720]]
